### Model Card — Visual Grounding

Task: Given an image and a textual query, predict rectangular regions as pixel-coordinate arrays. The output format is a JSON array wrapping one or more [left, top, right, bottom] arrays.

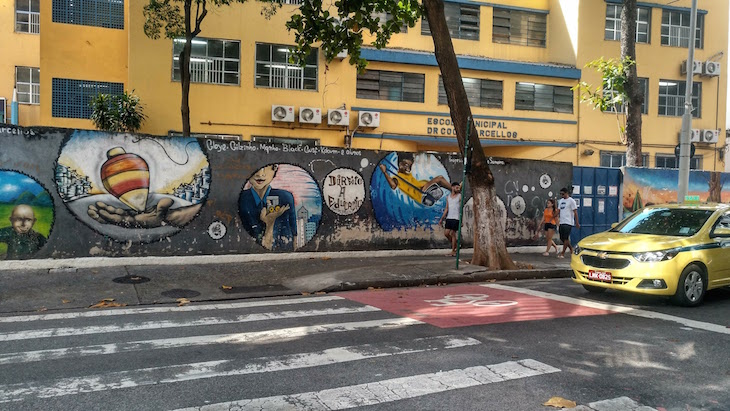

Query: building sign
[[426, 117, 517, 139]]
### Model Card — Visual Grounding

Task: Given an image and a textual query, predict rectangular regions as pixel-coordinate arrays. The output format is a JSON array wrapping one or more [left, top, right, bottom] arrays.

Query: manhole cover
[[161, 289, 201, 298], [113, 275, 151, 284]]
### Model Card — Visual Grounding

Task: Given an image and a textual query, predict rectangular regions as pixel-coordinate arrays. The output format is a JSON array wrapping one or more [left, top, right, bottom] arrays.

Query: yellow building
[[3, 0, 728, 170]]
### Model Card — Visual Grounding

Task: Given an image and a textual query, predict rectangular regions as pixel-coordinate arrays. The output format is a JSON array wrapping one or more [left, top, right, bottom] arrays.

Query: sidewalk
[[0, 247, 572, 314]]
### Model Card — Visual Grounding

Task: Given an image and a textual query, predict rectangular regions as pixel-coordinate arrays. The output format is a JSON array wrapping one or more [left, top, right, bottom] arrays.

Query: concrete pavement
[[0, 247, 572, 314]]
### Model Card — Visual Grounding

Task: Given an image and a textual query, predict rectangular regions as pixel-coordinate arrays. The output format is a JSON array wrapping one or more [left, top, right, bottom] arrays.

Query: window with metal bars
[[655, 155, 701, 170], [515, 82, 572, 113], [438, 77, 502, 108], [16, 0, 40, 33], [173, 38, 241, 85], [658, 80, 701, 118], [604, 4, 650, 43], [51, 78, 123, 119], [492, 7, 546, 47], [421, 3, 479, 41], [356, 70, 425, 102], [604, 77, 649, 115], [600, 151, 648, 168], [661, 10, 703, 48], [255, 44, 318, 90], [52, 0, 124, 29], [15, 67, 40, 105]]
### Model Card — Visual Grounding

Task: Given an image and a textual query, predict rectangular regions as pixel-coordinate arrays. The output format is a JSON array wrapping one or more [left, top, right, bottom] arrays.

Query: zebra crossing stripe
[[173, 359, 560, 411], [0, 317, 423, 365], [482, 284, 730, 335], [0, 335, 480, 403], [0, 295, 345, 323], [0, 305, 380, 342]]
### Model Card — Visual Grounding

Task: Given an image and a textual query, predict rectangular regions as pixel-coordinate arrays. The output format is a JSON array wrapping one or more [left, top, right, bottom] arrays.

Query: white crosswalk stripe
[[0, 294, 561, 410]]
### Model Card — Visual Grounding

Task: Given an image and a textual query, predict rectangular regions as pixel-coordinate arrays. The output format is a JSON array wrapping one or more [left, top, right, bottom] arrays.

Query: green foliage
[[143, 0, 246, 40], [90, 91, 147, 133], [285, 0, 422, 72], [573, 56, 634, 113]]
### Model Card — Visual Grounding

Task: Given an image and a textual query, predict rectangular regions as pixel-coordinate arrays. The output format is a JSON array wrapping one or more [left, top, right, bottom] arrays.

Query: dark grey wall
[[0, 126, 572, 260]]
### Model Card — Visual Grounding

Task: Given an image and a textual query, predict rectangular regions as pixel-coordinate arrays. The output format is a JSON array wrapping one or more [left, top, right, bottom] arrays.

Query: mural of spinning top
[[55, 131, 210, 242]]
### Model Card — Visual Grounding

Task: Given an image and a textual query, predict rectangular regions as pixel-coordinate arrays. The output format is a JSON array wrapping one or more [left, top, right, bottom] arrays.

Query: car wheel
[[672, 264, 706, 307], [582, 284, 607, 293]]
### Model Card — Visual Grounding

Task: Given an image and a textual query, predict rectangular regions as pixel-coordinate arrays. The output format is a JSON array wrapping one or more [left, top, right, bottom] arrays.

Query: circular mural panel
[[238, 164, 322, 251], [55, 131, 209, 242], [0, 170, 53, 260], [323, 168, 365, 216]]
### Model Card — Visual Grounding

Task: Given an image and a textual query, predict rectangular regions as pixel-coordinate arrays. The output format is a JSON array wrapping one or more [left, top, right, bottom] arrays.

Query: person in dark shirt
[[239, 164, 297, 251], [0, 204, 47, 260]]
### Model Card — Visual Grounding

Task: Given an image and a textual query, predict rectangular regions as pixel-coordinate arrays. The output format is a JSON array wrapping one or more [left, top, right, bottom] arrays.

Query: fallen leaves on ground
[[543, 397, 577, 408], [61, 299, 71, 304], [367, 287, 383, 291], [89, 298, 127, 309], [221, 285, 232, 290], [320, 257, 331, 260], [176, 298, 190, 306], [36, 307, 47, 312]]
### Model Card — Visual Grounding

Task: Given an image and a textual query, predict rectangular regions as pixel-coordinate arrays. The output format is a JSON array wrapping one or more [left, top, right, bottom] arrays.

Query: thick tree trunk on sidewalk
[[621, 0, 643, 166], [422, 0, 516, 269]]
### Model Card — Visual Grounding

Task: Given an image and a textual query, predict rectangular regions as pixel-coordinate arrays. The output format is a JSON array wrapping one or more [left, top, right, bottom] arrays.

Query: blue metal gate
[[570, 167, 622, 245]]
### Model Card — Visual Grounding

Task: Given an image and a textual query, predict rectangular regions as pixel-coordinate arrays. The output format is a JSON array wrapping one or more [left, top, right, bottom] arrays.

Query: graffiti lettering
[[328, 174, 363, 187], [259, 144, 280, 154], [0, 127, 36, 136], [327, 195, 363, 213], [229, 141, 258, 152], [205, 139, 228, 153], [324, 168, 365, 216]]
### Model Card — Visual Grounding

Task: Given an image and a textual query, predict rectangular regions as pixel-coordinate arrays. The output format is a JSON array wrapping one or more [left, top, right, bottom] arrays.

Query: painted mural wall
[[0, 126, 572, 260], [622, 167, 730, 218]]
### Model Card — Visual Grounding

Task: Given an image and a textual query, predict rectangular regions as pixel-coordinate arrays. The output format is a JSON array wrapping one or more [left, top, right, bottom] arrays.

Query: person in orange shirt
[[537, 198, 559, 256]]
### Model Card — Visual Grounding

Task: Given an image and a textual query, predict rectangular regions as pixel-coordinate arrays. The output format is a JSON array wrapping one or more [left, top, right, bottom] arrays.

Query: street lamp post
[[677, 0, 698, 203]]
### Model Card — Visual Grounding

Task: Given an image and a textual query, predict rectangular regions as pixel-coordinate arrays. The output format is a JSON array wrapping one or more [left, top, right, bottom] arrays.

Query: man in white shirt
[[439, 182, 462, 256], [557, 186, 579, 258]]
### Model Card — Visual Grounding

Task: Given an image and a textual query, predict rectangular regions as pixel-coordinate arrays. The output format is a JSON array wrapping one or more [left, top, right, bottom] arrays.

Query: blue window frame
[[52, 78, 124, 119], [52, 0, 124, 29]]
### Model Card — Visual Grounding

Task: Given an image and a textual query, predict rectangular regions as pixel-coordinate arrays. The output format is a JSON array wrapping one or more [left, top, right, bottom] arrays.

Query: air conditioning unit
[[703, 61, 721, 76], [271, 105, 295, 122], [681, 60, 702, 75], [327, 109, 349, 126], [701, 129, 719, 144], [689, 128, 701, 142], [0, 98, 6, 124], [299, 107, 322, 124], [358, 111, 380, 128]]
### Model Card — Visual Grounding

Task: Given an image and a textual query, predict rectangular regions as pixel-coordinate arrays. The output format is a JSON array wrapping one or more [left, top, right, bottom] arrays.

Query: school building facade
[[3, 0, 728, 170]]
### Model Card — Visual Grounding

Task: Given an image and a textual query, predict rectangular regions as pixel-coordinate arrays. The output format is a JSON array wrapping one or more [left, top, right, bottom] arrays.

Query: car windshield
[[613, 208, 714, 236]]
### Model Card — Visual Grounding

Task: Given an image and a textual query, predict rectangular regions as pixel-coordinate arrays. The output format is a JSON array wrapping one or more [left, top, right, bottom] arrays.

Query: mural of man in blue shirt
[[239, 164, 297, 251]]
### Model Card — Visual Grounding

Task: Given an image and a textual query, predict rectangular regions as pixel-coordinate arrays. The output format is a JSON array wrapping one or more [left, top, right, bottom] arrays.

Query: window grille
[[604, 4, 650, 43], [356, 70, 424, 103], [52, 78, 123, 119], [422, 3, 479, 41], [173, 38, 240, 85], [255, 44, 318, 90], [52, 0, 124, 29], [16, 67, 40, 105], [600, 151, 648, 168], [658, 80, 701, 118], [438, 77, 502, 108], [492, 7, 546, 47], [661, 10, 703, 48], [16, 0, 40, 33], [656, 155, 701, 170], [515, 82, 573, 113]]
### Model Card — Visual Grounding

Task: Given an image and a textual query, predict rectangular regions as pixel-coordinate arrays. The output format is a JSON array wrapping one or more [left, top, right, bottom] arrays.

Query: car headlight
[[573, 245, 582, 255], [633, 248, 680, 262]]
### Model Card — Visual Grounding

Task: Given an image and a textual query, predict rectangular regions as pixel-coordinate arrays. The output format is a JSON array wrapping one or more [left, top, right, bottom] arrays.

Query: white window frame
[[661, 10, 703, 48], [604, 77, 648, 114], [16, 66, 40, 105], [655, 154, 701, 170], [658, 80, 701, 118], [600, 151, 648, 168], [255, 43, 318, 91], [172, 37, 241, 86], [604, 4, 650, 43], [16, 0, 40, 34]]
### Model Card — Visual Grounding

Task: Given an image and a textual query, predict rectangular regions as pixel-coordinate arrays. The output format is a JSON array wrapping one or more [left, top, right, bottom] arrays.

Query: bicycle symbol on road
[[425, 293, 517, 307]]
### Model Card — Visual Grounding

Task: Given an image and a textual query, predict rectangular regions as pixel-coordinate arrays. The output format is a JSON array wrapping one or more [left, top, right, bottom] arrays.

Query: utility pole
[[677, 0, 698, 203]]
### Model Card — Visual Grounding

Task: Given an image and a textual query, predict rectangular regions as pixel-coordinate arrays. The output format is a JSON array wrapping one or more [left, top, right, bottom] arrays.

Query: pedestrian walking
[[536, 198, 559, 256], [439, 182, 462, 256], [557, 187, 579, 258]]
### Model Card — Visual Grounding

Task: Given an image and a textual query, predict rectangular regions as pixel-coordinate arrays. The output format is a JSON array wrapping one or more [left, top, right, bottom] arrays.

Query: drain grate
[[222, 284, 291, 294], [113, 275, 151, 284], [161, 289, 201, 298]]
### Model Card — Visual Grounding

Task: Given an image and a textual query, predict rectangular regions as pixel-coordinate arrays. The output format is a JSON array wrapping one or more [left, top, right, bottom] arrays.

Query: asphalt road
[[0, 278, 728, 411]]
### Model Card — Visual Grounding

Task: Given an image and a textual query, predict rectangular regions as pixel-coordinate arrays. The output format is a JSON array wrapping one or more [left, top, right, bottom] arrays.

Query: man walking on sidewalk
[[557, 187, 579, 258]]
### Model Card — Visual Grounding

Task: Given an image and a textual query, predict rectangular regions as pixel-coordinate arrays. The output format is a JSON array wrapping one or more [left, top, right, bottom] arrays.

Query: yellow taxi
[[571, 203, 730, 306]]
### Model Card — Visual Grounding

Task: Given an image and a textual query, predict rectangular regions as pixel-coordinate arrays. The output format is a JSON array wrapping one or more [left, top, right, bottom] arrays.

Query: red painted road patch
[[339, 285, 614, 328]]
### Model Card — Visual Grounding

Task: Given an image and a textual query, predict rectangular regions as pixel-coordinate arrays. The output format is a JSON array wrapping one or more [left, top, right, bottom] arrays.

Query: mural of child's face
[[398, 159, 413, 173], [249, 165, 277, 191], [9, 205, 36, 234]]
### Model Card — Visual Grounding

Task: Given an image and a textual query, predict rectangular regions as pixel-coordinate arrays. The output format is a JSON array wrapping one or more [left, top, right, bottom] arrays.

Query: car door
[[706, 212, 730, 287]]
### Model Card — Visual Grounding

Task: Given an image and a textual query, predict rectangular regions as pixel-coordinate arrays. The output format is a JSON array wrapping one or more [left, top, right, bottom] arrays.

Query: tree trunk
[[181, 0, 193, 137], [422, 0, 515, 269], [621, 0, 643, 167]]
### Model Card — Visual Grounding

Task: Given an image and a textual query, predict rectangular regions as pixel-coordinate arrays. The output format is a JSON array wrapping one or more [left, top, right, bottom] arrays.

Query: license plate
[[588, 270, 612, 282]]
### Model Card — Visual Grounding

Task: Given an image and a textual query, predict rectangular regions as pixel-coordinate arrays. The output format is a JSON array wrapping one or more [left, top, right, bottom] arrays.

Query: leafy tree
[[142, 0, 251, 136], [574, 0, 643, 167], [90, 91, 147, 133], [287, 0, 516, 269]]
